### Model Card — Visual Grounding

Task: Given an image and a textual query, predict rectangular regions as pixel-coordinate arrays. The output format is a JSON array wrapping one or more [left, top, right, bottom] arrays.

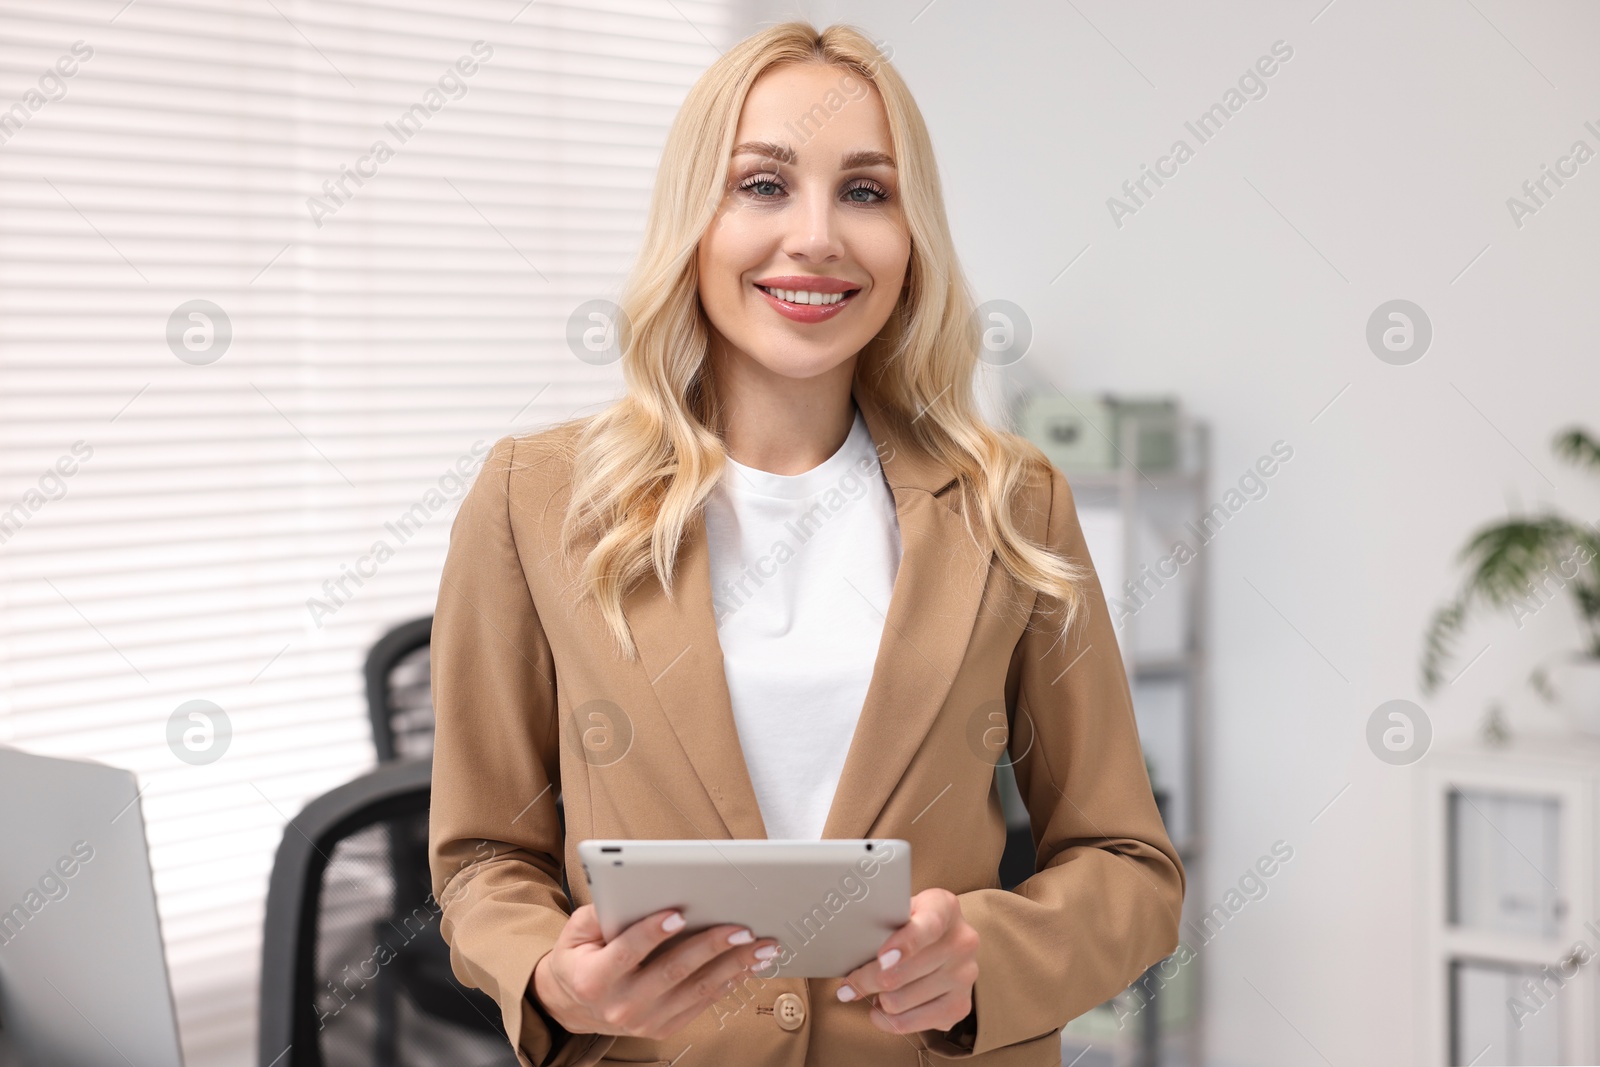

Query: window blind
[[0, 1, 731, 1062]]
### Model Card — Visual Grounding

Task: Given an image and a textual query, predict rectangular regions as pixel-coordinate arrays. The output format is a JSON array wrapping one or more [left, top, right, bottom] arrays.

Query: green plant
[[1420, 428, 1600, 694]]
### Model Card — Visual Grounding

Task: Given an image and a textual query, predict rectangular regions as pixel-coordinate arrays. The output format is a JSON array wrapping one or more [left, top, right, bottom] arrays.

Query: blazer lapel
[[621, 512, 769, 840], [821, 393, 994, 841], [619, 387, 995, 843]]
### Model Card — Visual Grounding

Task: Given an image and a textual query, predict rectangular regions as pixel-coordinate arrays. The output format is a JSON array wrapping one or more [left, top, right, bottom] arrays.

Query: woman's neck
[[711, 343, 859, 477]]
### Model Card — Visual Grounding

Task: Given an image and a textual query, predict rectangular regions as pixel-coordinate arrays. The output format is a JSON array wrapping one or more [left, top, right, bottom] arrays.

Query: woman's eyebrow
[[841, 149, 895, 169], [732, 140, 796, 164], [730, 142, 897, 170]]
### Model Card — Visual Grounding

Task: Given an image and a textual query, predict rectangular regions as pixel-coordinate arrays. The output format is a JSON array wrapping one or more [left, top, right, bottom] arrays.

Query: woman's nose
[[782, 189, 844, 262]]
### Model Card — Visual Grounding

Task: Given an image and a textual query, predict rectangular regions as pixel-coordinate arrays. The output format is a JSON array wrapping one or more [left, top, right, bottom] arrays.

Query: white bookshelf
[[1416, 733, 1600, 1065]]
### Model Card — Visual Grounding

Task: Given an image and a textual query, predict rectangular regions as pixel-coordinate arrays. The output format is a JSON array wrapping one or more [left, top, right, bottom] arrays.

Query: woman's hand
[[837, 887, 980, 1036], [530, 904, 782, 1040]]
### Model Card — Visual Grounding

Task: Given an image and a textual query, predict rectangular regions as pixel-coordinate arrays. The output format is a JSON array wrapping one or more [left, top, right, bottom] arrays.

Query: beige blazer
[[427, 386, 1186, 1067]]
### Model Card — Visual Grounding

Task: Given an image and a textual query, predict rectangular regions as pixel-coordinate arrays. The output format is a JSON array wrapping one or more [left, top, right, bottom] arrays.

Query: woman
[[428, 21, 1185, 1067]]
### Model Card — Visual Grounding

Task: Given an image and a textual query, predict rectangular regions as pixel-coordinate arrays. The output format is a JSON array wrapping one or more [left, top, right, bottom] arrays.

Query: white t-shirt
[[703, 405, 902, 841]]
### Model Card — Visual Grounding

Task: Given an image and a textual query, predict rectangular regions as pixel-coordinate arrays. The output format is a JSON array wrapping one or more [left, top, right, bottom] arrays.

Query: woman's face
[[696, 62, 911, 384]]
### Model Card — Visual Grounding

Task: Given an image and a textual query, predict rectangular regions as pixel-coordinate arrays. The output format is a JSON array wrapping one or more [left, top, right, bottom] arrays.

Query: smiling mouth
[[754, 284, 862, 306]]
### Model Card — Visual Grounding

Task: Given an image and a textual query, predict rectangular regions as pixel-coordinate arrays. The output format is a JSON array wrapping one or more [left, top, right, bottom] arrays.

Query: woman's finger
[[871, 963, 961, 1017], [866, 987, 973, 1036], [593, 908, 692, 982], [878, 888, 956, 965], [630, 923, 770, 1003], [838, 933, 947, 1000], [840, 888, 960, 999], [559, 903, 607, 949], [642, 943, 771, 1033]]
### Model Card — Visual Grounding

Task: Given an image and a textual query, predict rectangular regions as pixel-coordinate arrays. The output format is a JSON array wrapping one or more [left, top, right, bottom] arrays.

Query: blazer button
[[773, 991, 805, 1031]]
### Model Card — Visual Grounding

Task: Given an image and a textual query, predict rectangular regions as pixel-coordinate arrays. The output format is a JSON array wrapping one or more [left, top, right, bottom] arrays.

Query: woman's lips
[[754, 283, 861, 323]]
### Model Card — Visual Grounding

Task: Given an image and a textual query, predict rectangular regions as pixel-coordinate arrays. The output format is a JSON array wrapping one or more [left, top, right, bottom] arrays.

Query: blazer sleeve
[[914, 462, 1188, 1059], [427, 435, 617, 1067]]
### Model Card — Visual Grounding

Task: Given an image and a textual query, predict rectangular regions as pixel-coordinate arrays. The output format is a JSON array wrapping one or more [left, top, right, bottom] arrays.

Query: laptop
[[0, 746, 185, 1067]]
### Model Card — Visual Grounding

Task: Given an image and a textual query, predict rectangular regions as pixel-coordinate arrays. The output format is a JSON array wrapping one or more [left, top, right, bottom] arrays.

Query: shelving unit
[[1000, 396, 1210, 1067], [1416, 733, 1600, 1065]]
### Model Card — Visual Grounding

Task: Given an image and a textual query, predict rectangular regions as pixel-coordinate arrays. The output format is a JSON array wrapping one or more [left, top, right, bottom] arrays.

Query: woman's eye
[[737, 174, 785, 198], [843, 180, 889, 204]]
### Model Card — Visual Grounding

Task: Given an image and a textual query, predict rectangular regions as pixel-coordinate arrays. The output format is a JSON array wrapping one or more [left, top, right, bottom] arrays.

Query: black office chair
[[365, 616, 436, 763], [363, 611, 571, 860], [259, 757, 517, 1067]]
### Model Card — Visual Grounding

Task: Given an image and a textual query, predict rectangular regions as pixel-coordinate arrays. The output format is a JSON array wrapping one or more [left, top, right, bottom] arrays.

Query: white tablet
[[577, 838, 911, 978]]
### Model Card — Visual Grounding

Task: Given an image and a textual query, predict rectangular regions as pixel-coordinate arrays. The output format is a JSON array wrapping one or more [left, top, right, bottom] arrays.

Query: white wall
[[733, 2, 1600, 1064]]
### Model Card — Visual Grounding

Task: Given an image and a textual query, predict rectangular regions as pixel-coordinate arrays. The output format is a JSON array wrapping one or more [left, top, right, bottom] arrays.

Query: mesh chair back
[[260, 758, 514, 1067], [365, 617, 436, 762]]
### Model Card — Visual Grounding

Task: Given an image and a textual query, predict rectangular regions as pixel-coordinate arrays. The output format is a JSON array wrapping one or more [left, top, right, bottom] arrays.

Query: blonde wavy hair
[[552, 20, 1089, 661]]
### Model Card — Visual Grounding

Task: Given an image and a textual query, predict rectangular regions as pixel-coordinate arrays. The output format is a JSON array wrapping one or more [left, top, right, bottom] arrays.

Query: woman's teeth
[[757, 285, 852, 305]]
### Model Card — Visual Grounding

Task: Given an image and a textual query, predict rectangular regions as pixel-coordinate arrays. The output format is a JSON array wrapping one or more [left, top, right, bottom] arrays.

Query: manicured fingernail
[[837, 984, 857, 1002], [728, 929, 753, 945], [754, 958, 777, 973], [878, 948, 901, 970], [662, 912, 685, 932], [754, 944, 779, 960]]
